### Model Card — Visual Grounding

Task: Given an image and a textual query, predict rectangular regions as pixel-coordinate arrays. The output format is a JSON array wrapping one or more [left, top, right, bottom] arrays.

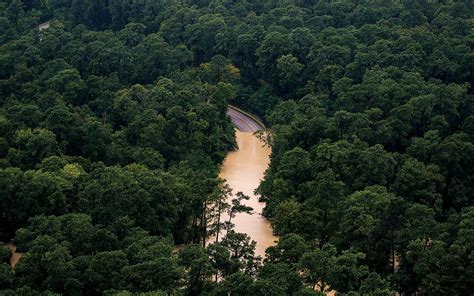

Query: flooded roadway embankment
[[219, 107, 277, 257]]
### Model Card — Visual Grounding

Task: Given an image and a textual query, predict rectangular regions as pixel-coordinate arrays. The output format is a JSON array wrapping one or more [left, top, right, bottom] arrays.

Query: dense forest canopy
[[1, 0, 473, 295]]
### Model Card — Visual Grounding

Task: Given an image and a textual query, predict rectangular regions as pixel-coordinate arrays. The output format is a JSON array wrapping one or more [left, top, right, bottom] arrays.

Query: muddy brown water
[[218, 130, 277, 257], [6, 243, 23, 268]]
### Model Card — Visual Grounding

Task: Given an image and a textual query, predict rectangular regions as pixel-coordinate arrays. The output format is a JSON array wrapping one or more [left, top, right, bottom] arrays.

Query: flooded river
[[218, 130, 277, 257], [7, 107, 276, 265]]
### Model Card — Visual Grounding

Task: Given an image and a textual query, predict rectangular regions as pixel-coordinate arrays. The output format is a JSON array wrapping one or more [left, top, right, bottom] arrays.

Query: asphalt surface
[[227, 107, 265, 132], [38, 21, 50, 31]]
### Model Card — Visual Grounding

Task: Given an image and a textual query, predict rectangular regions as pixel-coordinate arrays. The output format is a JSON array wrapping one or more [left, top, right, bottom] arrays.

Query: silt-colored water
[[218, 130, 277, 257], [6, 243, 23, 268]]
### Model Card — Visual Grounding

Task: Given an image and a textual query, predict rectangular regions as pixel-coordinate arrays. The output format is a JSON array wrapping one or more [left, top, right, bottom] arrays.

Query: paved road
[[38, 21, 50, 31], [227, 107, 265, 132]]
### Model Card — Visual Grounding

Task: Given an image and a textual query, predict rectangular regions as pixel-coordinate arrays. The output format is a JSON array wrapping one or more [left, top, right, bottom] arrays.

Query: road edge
[[228, 105, 266, 130]]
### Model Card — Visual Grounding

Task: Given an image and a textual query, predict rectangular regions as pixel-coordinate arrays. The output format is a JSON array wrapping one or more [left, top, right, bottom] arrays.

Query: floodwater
[[6, 243, 23, 268], [218, 130, 277, 257]]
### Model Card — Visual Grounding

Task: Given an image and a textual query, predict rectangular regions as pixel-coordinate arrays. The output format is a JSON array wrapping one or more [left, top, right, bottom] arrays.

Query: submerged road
[[227, 106, 265, 132], [220, 106, 276, 257]]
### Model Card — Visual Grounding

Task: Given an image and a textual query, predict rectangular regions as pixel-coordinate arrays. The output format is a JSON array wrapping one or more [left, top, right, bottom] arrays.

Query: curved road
[[227, 106, 265, 132], [38, 21, 50, 31]]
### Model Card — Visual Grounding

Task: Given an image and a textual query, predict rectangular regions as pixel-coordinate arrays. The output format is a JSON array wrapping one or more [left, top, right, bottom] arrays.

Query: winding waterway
[[220, 108, 277, 257], [7, 107, 276, 267]]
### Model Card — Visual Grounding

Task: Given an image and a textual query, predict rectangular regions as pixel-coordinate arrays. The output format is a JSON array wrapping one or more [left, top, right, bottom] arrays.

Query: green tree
[[0, 263, 14, 290], [220, 231, 261, 276], [178, 244, 213, 295], [338, 186, 404, 273], [9, 128, 59, 168], [87, 251, 128, 292], [276, 54, 304, 95], [393, 158, 444, 210], [266, 234, 309, 265], [298, 244, 336, 292], [329, 249, 368, 293]]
